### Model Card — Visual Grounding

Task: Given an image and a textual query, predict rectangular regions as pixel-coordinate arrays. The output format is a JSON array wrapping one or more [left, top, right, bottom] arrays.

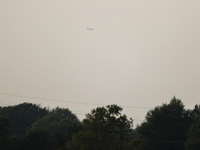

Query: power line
[[0, 101, 17, 105], [70, 112, 144, 121], [0, 103, 10, 106], [75, 113, 144, 121], [0, 100, 145, 122], [0, 92, 147, 123], [0, 92, 103, 106], [0, 92, 151, 109]]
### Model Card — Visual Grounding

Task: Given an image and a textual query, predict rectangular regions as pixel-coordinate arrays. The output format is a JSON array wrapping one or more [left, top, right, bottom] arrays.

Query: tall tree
[[185, 124, 200, 150], [185, 104, 200, 149], [137, 97, 193, 150], [0, 103, 48, 136], [26, 128, 57, 150], [66, 104, 133, 150], [31, 107, 80, 134], [0, 115, 10, 149], [0, 115, 10, 138]]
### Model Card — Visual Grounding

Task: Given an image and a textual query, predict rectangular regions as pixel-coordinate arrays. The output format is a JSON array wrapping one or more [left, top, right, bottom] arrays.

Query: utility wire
[[0, 99, 145, 122], [0, 101, 17, 105], [0, 103, 11, 106], [70, 112, 144, 121], [0, 92, 151, 109], [0, 92, 103, 106]]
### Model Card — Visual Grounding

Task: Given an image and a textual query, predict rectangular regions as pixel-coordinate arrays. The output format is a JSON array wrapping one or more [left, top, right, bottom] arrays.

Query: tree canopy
[[0, 103, 48, 136], [0, 115, 10, 138], [1, 98, 200, 150], [185, 104, 200, 149], [66, 104, 133, 150], [30, 107, 80, 134], [136, 97, 193, 150]]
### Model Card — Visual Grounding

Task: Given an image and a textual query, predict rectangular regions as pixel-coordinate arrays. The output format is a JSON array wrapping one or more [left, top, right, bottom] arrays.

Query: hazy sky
[[1, 0, 200, 126]]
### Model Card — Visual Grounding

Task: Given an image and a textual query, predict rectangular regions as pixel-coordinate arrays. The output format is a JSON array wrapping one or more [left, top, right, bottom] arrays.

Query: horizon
[[1, 0, 200, 127]]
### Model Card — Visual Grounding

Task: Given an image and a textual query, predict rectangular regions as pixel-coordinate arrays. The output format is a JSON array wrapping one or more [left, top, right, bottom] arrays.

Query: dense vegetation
[[0, 103, 48, 136], [0, 97, 200, 150]]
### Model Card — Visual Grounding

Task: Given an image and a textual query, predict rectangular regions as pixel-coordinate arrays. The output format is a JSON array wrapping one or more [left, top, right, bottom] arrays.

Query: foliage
[[185, 124, 200, 150], [0, 115, 10, 149], [136, 97, 193, 150], [128, 139, 144, 150], [66, 104, 133, 150], [6, 135, 30, 150], [0, 103, 82, 149], [1, 99, 200, 149], [185, 104, 200, 149], [0, 115, 10, 138], [0, 103, 48, 136], [3, 129, 72, 150], [26, 128, 57, 150], [31, 107, 80, 134]]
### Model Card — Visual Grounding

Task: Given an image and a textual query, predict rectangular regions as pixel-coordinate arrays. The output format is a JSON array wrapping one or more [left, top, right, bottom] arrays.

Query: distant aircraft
[[87, 27, 94, 31]]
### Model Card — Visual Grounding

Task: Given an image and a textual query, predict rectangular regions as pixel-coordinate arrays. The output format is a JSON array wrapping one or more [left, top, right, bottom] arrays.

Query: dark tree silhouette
[[137, 97, 193, 150], [0, 103, 48, 136]]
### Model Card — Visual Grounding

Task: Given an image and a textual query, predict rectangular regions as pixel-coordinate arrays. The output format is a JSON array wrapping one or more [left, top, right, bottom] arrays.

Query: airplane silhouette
[[87, 27, 94, 31]]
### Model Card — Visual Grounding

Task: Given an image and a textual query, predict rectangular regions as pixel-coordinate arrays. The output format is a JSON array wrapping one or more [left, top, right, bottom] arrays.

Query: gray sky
[[1, 0, 200, 126]]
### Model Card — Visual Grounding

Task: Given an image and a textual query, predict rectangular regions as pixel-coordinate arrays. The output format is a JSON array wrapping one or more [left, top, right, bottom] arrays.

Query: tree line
[[0, 97, 200, 150]]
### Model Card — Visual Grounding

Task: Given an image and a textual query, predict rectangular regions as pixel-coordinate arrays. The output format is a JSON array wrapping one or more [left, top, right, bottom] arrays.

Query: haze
[[1, 0, 200, 126]]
